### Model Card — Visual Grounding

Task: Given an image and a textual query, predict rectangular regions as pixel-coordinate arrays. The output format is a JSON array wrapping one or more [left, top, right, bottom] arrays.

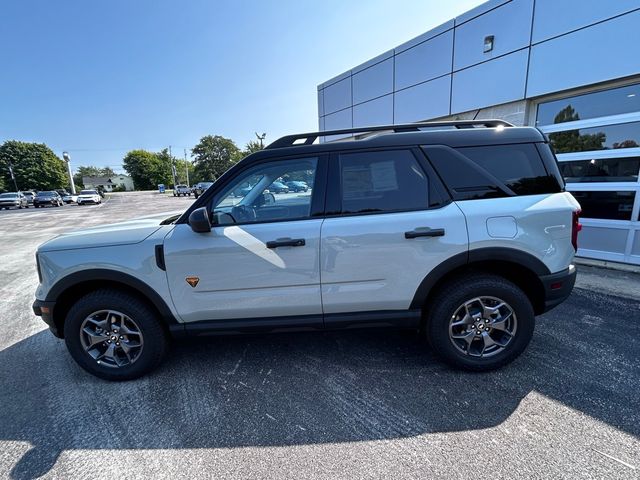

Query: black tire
[[64, 289, 169, 381], [425, 273, 535, 372]]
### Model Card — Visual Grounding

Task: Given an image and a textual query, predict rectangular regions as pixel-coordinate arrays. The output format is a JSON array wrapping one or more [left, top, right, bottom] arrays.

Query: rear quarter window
[[424, 143, 563, 200]]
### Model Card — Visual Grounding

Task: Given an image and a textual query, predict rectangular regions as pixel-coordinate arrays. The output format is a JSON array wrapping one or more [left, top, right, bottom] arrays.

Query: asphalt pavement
[[0, 192, 638, 479]]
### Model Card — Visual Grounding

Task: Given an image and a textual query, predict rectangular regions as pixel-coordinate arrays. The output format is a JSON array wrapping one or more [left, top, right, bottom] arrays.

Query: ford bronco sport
[[33, 120, 580, 380]]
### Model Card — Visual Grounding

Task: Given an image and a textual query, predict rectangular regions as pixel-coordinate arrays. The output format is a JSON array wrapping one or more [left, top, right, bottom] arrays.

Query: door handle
[[266, 238, 306, 248], [404, 228, 445, 239]]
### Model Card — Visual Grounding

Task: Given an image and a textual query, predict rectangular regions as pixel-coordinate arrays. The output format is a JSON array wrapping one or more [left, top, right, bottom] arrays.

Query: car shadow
[[1, 288, 638, 479]]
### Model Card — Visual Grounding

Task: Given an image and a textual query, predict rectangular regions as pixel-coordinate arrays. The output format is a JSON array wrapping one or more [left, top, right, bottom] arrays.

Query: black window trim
[[324, 146, 451, 220], [185, 153, 329, 228]]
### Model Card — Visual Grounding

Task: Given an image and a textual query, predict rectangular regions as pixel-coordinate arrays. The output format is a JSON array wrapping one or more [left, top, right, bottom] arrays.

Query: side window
[[457, 144, 561, 196], [211, 157, 317, 225], [338, 150, 430, 214]]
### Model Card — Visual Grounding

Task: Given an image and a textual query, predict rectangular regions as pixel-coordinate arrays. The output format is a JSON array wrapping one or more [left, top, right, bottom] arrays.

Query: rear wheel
[[64, 290, 169, 380], [425, 273, 535, 371]]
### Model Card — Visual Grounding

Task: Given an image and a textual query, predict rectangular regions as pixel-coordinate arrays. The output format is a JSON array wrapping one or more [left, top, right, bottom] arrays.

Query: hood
[[38, 211, 181, 252]]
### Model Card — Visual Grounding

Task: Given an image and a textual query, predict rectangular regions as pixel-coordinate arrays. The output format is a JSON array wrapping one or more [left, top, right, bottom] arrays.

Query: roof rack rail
[[266, 119, 513, 149]]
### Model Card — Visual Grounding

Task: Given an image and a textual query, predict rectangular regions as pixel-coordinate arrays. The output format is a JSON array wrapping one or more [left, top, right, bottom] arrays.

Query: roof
[[257, 121, 545, 159]]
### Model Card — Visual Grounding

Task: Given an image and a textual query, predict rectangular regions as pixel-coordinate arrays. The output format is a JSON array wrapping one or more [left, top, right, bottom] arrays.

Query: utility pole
[[62, 152, 76, 194], [184, 149, 190, 186], [255, 132, 266, 149], [169, 145, 177, 187], [8, 162, 19, 191]]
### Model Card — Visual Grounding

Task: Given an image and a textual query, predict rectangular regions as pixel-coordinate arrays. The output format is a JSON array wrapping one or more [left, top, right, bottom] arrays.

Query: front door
[[163, 156, 324, 324]]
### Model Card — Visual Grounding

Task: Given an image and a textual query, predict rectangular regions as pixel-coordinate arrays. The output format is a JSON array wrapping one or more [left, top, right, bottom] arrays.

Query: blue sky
[[1, 0, 483, 171]]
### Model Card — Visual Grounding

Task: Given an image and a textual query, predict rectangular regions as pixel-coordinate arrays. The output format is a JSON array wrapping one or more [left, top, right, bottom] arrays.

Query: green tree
[[0, 140, 68, 191], [123, 150, 161, 190], [192, 135, 241, 181], [548, 105, 606, 153], [242, 139, 264, 157]]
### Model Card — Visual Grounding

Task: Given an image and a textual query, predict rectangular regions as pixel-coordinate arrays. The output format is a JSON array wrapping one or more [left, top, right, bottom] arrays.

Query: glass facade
[[536, 82, 640, 125], [537, 82, 640, 264], [548, 122, 640, 153]]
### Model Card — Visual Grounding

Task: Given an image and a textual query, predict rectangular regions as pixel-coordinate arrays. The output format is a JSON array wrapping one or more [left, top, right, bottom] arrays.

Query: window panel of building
[[559, 157, 640, 183], [548, 122, 640, 154], [569, 191, 636, 221], [536, 82, 640, 126]]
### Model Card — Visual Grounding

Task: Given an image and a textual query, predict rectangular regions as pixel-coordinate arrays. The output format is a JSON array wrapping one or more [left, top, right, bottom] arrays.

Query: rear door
[[320, 148, 468, 320]]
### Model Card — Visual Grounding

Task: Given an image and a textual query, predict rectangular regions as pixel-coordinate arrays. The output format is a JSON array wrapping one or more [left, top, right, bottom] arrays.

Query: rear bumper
[[539, 264, 577, 313], [33, 299, 62, 338]]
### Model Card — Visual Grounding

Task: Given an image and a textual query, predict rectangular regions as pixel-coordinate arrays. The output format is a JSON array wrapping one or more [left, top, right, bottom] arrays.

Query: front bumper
[[539, 264, 577, 313], [33, 299, 62, 338]]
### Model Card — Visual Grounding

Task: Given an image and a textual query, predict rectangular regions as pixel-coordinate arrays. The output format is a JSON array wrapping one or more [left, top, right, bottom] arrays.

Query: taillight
[[571, 209, 582, 251]]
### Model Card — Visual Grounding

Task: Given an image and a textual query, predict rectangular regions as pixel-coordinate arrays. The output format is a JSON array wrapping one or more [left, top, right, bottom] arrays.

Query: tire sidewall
[[64, 291, 167, 380], [427, 275, 535, 370]]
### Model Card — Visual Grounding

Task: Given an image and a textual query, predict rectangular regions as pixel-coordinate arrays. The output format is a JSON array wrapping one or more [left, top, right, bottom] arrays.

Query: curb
[[574, 257, 640, 275]]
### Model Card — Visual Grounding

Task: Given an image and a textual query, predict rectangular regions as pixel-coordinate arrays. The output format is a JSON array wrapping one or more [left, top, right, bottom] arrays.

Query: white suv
[[33, 121, 581, 380]]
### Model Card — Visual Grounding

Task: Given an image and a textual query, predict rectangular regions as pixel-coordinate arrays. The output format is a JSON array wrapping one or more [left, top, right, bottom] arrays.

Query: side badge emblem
[[186, 276, 200, 288]]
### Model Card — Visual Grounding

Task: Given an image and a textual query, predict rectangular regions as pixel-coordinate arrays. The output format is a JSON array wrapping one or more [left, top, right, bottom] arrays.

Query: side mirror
[[188, 207, 211, 233]]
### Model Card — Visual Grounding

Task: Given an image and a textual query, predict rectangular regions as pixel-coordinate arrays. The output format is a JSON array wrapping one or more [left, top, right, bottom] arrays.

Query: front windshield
[[37, 191, 54, 196], [0, 193, 18, 198], [80, 190, 97, 195]]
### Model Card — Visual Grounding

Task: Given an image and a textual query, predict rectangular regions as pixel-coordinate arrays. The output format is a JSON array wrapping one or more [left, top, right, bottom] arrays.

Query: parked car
[[34, 191, 63, 208], [0, 192, 28, 209], [285, 181, 308, 192], [173, 185, 191, 197], [192, 181, 213, 199], [268, 181, 289, 193], [33, 120, 580, 380], [62, 193, 79, 204], [22, 191, 36, 205], [77, 189, 102, 205]]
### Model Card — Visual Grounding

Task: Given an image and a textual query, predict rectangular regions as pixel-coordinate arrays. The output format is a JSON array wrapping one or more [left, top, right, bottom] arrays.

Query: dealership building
[[317, 0, 640, 265]]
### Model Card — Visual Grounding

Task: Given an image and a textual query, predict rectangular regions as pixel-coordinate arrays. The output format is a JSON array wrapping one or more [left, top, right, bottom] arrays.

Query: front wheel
[[425, 273, 535, 371], [64, 290, 169, 380]]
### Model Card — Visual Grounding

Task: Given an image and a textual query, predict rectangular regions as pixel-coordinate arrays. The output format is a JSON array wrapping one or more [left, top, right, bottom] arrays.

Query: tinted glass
[[548, 122, 640, 154], [338, 150, 429, 214], [559, 157, 640, 183], [457, 144, 560, 196], [536, 83, 640, 126], [570, 191, 636, 221], [0, 193, 17, 198], [212, 158, 317, 225]]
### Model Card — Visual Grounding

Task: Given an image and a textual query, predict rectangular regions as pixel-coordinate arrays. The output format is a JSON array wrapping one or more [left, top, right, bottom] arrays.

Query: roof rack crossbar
[[266, 119, 513, 149]]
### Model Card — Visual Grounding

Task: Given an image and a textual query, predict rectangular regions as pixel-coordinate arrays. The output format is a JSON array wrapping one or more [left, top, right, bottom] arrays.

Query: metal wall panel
[[632, 230, 640, 256], [579, 226, 629, 254], [323, 77, 352, 115], [394, 75, 451, 123], [352, 58, 394, 105], [451, 49, 528, 113], [527, 10, 640, 98], [395, 30, 453, 90], [324, 108, 352, 130], [453, 0, 534, 71], [353, 94, 393, 127], [317, 89, 324, 117], [532, 0, 640, 44]]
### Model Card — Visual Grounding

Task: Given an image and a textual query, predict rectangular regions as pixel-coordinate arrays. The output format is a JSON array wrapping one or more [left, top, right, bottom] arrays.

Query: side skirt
[[170, 310, 422, 338]]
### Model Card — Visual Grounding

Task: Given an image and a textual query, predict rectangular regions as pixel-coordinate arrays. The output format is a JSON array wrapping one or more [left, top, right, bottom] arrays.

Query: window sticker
[[342, 165, 372, 199], [370, 161, 398, 192]]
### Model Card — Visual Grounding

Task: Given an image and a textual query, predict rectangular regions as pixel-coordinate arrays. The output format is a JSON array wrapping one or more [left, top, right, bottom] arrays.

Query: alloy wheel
[[448, 296, 517, 358], [79, 310, 144, 368]]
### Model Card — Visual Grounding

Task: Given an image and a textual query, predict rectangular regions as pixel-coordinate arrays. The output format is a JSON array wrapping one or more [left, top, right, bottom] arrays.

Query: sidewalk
[[574, 262, 640, 302]]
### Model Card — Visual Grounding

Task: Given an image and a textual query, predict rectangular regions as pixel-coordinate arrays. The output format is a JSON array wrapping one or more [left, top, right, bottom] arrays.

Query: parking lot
[[0, 191, 638, 479]]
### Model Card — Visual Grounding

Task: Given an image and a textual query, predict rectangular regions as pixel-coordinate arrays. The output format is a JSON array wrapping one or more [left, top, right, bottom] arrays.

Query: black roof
[[253, 120, 545, 160]]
